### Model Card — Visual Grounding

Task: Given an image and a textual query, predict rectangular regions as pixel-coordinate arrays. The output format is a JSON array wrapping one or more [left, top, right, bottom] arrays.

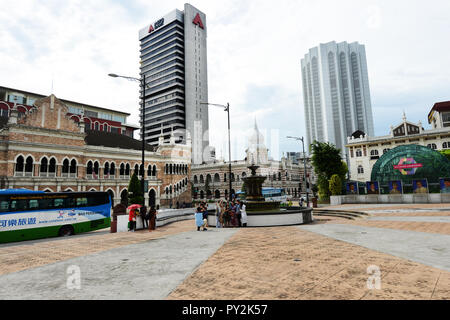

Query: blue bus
[[0, 189, 111, 243], [236, 188, 287, 202]]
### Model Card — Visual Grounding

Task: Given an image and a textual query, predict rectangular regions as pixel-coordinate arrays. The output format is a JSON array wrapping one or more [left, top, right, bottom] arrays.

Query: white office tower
[[301, 41, 375, 155], [139, 3, 210, 164]]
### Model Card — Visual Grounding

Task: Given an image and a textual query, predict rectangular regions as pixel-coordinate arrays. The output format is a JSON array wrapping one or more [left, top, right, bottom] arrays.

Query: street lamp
[[287, 136, 309, 207], [109, 73, 146, 208], [200, 102, 232, 201]]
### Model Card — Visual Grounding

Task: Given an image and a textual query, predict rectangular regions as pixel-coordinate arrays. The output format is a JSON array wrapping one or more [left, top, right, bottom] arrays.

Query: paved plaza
[[0, 204, 449, 300]]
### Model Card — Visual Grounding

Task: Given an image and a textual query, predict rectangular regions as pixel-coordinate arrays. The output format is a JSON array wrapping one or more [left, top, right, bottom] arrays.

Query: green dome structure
[[371, 144, 450, 186]]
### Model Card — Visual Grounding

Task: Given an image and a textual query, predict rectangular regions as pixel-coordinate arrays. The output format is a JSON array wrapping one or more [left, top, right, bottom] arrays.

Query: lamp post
[[200, 102, 232, 201], [287, 136, 309, 207], [109, 73, 146, 207]]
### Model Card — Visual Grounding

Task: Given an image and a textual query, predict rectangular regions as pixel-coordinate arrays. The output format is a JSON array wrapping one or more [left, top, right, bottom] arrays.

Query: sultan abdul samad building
[[0, 87, 191, 208]]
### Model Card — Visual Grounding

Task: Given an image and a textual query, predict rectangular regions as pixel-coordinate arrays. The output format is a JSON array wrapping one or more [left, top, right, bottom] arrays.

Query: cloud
[[1, 0, 449, 162]]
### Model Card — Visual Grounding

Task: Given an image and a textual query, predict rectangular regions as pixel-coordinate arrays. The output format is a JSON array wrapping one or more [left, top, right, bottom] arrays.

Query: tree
[[128, 173, 143, 205], [310, 141, 347, 199], [329, 174, 343, 196]]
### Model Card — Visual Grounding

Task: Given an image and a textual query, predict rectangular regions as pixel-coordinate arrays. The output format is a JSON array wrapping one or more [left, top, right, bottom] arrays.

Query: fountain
[[207, 164, 314, 227], [242, 164, 280, 212]]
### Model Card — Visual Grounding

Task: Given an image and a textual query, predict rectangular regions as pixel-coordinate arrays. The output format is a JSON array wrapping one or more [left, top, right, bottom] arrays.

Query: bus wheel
[[59, 225, 74, 237]]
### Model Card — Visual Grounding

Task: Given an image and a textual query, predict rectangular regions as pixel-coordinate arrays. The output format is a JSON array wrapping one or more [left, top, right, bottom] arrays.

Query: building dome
[[246, 120, 268, 164], [371, 144, 450, 185]]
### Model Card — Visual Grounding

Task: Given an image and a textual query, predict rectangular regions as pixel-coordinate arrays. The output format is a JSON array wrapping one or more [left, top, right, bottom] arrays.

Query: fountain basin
[[207, 207, 313, 228]]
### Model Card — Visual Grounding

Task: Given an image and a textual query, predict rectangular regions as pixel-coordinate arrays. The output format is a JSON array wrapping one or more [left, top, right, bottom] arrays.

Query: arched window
[[70, 159, 77, 177], [120, 163, 125, 177], [25, 156, 33, 176], [104, 162, 110, 178], [125, 163, 130, 176], [357, 165, 364, 174], [87, 161, 93, 176], [134, 164, 139, 176], [152, 165, 157, 177], [427, 143, 437, 150], [110, 162, 115, 178], [370, 150, 379, 156], [383, 148, 390, 154], [356, 149, 363, 157], [15, 155, 25, 176], [147, 165, 152, 177], [93, 161, 99, 178], [48, 158, 56, 177], [139, 164, 144, 178], [200, 175, 204, 184], [61, 159, 69, 177], [214, 173, 220, 183], [194, 175, 198, 184], [40, 157, 48, 177], [443, 142, 448, 149]]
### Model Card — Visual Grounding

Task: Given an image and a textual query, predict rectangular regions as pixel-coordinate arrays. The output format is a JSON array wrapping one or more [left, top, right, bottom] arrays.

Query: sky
[[1, 0, 449, 161]]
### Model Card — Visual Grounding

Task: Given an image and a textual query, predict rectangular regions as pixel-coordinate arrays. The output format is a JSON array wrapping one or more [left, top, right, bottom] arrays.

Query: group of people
[[195, 199, 248, 231], [128, 205, 158, 232]]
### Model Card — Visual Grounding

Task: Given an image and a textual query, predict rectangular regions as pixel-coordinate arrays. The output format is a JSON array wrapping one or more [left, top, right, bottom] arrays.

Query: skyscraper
[[301, 41, 375, 155], [139, 3, 209, 164]]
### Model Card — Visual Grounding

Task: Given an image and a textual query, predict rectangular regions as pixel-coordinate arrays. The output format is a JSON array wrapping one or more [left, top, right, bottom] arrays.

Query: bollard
[[110, 220, 117, 233]]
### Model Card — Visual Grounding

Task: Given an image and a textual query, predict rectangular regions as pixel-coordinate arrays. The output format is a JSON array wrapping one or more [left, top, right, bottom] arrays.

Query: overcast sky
[[1, 0, 449, 160]]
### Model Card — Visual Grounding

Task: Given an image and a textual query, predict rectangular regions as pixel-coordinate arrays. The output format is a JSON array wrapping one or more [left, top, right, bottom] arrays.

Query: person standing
[[240, 201, 248, 227], [140, 205, 148, 229], [129, 208, 137, 232], [202, 202, 209, 228], [236, 200, 242, 227], [195, 207, 207, 231], [215, 200, 222, 228], [148, 206, 157, 231]]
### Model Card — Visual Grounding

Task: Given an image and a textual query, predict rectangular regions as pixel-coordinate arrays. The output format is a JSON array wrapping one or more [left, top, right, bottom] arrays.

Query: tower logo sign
[[148, 18, 165, 34], [393, 157, 423, 175], [193, 13, 204, 29]]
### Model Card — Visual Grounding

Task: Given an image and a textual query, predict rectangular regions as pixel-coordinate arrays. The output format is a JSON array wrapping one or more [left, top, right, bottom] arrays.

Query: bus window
[[76, 197, 88, 207], [88, 194, 109, 206], [29, 199, 39, 210], [0, 200, 9, 212], [66, 196, 77, 208], [10, 199, 28, 211], [54, 198, 65, 208], [38, 198, 53, 210]]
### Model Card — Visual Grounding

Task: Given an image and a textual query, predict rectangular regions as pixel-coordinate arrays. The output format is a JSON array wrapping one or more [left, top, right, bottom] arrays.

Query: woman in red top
[[129, 209, 137, 232]]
